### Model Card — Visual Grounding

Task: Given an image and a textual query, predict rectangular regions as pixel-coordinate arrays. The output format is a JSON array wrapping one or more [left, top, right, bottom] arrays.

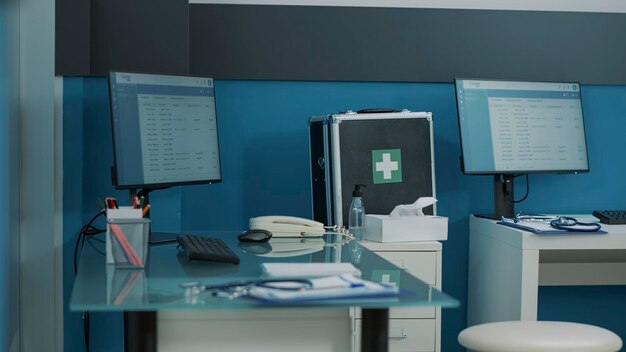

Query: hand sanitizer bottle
[[348, 184, 366, 240]]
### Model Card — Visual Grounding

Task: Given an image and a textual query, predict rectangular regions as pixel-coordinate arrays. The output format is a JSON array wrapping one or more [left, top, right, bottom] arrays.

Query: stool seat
[[458, 321, 623, 352]]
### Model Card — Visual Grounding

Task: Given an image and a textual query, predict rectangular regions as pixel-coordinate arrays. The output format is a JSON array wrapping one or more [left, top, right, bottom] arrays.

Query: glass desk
[[71, 233, 458, 352]]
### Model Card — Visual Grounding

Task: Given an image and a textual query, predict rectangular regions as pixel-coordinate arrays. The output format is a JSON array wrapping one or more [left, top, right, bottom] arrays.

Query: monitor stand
[[475, 175, 515, 220], [129, 189, 180, 245]]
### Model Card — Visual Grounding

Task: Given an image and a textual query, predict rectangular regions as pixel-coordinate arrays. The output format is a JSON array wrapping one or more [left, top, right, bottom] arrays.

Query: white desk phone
[[249, 216, 326, 237]]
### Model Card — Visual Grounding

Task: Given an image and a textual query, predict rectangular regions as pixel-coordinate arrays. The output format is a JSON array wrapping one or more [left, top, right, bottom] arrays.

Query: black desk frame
[[124, 309, 390, 352]]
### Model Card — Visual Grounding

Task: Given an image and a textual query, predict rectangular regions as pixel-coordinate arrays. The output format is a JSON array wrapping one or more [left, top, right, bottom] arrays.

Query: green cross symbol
[[372, 149, 402, 184], [372, 270, 401, 287]]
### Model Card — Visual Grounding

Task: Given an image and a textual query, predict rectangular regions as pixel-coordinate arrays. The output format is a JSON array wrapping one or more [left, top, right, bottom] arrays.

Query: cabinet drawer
[[356, 251, 437, 319], [354, 319, 436, 352], [376, 251, 437, 286]]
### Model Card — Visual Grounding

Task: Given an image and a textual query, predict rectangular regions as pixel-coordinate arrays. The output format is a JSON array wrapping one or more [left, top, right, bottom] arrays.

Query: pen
[[106, 197, 118, 209], [109, 223, 142, 266], [142, 204, 150, 217]]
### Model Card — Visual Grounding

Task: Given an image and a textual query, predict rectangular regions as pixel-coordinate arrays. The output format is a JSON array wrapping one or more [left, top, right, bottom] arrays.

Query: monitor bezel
[[108, 71, 223, 190], [454, 78, 591, 176]]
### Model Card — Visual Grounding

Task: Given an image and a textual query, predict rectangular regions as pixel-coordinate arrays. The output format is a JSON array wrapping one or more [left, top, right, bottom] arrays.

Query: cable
[[74, 210, 106, 274], [506, 174, 530, 204], [86, 237, 106, 256], [323, 225, 355, 241], [74, 209, 106, 352]]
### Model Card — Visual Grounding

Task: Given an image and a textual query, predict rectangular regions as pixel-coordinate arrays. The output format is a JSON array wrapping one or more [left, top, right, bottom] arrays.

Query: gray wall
[[20, 0, 59, 350], [189, 5, 626, 84], [56, 3, 626, 84], [0, 0, 21, 350]]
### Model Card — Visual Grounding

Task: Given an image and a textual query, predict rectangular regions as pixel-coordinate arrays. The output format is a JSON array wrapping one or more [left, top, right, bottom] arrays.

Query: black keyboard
[[177, 235, 240, 264], [593, 210, 626, 225]]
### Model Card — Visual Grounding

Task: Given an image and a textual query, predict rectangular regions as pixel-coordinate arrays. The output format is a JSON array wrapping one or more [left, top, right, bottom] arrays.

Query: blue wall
[[64, 77, 626, 351]]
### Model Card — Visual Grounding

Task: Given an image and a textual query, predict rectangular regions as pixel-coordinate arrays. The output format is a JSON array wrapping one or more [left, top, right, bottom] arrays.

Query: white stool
[[458, 321, 623, 352]]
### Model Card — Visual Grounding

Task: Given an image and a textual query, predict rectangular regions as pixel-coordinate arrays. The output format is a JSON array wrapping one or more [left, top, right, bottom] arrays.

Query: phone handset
[[249, 216, 325, 237]]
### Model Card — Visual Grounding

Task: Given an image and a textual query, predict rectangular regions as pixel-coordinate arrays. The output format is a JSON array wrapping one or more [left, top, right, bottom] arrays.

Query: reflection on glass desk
[[71, 232, 458, 352]]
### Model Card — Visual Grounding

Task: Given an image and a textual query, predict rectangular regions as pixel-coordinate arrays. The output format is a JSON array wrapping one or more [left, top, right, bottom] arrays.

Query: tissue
[[389, 197, 438, 217], [363, 197, 448, 242]]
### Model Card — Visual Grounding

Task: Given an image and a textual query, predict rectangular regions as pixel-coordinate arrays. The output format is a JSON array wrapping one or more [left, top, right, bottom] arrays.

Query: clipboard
[[246, 274, 400, 303], [497, 220, 607, 235]]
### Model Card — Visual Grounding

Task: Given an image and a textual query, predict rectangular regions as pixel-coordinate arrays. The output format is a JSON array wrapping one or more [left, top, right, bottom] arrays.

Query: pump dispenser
[[348, 184, 367, 240]]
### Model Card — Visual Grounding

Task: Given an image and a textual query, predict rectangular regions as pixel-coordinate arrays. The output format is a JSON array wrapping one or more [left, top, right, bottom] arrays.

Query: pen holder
[[106, 266, 148, 305], [107, 217, 150, 268]]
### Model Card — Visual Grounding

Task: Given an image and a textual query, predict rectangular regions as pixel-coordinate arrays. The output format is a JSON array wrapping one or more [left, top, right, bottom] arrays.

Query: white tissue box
[[363, 214, 448, 242]]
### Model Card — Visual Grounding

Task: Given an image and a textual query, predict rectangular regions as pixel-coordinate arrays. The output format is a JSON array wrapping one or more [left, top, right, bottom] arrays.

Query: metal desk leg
[[124, 311, 157, 352], [361, 308, 389, 352]]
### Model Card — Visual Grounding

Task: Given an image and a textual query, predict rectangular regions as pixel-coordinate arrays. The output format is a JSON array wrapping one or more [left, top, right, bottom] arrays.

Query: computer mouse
[[238, 229, 272, 243]]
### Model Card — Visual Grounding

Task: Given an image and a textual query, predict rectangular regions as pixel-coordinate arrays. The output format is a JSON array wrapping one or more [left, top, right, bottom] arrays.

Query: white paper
[[261, 263, 361, 278], [248, 274, 399, 302]]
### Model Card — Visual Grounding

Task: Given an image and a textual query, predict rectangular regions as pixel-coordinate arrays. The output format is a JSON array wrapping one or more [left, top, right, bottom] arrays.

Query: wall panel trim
[[190, 5, 626, 84], [190, 0, 626, 14]]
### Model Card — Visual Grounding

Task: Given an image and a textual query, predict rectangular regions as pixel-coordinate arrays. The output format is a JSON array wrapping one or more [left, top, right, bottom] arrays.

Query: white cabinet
[[353, 241, 442, 352], [158, 241, 443, 352]]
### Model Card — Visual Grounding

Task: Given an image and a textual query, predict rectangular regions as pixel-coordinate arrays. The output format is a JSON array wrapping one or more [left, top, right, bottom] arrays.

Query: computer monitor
[[455, 79, 589, 218], [109, 72, 221, 243], [109, 71, 221, 190]]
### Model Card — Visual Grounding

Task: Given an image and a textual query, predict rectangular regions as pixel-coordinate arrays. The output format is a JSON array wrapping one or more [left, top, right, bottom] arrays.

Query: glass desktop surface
[[70, 232, 458, 311]]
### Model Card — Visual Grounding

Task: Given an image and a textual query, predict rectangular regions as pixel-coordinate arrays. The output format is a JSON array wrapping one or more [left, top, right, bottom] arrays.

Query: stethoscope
[[548, 216, 602, 232], [180, 279, 313, 300], [514, 214, 602, 232]]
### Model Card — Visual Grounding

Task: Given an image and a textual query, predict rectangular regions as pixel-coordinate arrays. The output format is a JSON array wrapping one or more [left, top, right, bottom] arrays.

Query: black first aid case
[[309, 110, 437, 227]]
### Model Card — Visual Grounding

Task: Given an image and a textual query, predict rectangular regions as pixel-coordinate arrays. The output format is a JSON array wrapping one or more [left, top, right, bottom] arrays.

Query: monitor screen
[[109, 72, 221, 189], [455, 79, 589, 175]]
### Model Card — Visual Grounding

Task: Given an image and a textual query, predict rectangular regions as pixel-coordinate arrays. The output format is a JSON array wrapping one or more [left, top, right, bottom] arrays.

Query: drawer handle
[[389, 328, 407, 340]]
